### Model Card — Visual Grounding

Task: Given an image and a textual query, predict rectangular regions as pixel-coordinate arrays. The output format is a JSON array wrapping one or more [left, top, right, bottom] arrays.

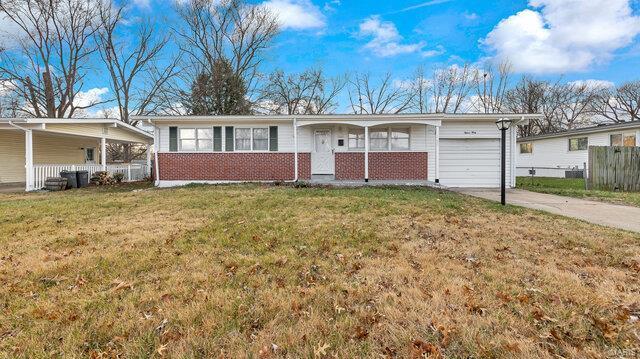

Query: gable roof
[[133, 113, 543, 123], [0, 118, 153, 139], [517, 121, 640, 142]]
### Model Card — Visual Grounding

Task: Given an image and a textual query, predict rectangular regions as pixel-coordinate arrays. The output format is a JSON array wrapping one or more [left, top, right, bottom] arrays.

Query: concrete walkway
[[454, 188, 640, 233]]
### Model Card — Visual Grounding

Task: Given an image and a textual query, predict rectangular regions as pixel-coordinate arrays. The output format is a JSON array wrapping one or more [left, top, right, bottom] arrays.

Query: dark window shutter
[[169, 127, 178, 152], [269, 126, 278, 151], [213, 126, 222, 151], [225, 126, 234, 151]]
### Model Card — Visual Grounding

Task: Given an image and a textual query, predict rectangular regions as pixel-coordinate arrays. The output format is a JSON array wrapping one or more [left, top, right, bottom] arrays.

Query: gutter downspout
[[293, 118, 299, 182]]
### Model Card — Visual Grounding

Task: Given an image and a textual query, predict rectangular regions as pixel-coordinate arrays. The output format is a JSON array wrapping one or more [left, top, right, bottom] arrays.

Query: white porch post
[[435, 126, 440, 183], [364, 125, 369, 182], [100, 137, 107, 171], [25, 129, 33, 191], [146, 143, 152, 177], [293, 118, 299, 182]]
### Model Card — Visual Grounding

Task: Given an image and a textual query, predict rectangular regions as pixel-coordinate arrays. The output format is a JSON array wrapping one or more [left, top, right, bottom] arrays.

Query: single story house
[[0, 118, 154, 191], [134, 113, 541, 188], [517, 121, 640, 177]]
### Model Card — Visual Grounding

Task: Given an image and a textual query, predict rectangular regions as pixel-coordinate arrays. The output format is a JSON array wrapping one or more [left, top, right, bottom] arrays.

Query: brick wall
[[335, 152, 365, 180], [335, 152, 428, 180], [158, 153, 311, 181], [369, 152, 428, 180]]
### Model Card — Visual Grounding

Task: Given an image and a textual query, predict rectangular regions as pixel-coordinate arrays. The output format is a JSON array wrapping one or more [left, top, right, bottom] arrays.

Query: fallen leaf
[[353, 325, 369, 340], [156, 344, 167, 356], [313, 343, 330, 357], [410, 340, 441, 359], [111, 280, 132, 292]]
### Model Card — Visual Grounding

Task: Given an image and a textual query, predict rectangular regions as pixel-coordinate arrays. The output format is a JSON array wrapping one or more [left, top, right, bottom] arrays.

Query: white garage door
[[440, 138, 500, 187]]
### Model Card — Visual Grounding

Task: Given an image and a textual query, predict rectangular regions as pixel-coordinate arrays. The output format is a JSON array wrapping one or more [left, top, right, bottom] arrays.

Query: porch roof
[[133, 113, 542, 125], [0, 118, 153, 143]]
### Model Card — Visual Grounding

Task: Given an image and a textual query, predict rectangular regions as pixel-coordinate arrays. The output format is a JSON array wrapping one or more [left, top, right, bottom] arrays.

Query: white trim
[[178, 127, 215, 152], [157, 180, 297, 188], [510, 126, 516, 187], [311, 128, 334, 175], [234, 126, 270, 152], [133, 113, 540, 122], [153, 124, 160, 186], [146, 143, 152, 178], [101, 137, 107, 171], [0, 118, 153, 139], [364, 126, 369, 181], [25, 129, 34, 191], [84, 147, 97, 163], [293, 118, 299, 182], [435, 126, 440, 182]]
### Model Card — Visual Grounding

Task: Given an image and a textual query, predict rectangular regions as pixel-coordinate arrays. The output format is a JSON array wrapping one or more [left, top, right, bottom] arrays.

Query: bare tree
[[592, 80, 640, 123], [408, 66, 430, 114], [96, 3, 180, 126], [506, 77, 600, 136], [260, 68, 346, 114], [430, 64, 472, 113], [174, 0, 279, 100], [0, 0, 104, 118], [348, 72, 413, 114], [505, 77, 547, 136], [95, 2, 181, 162], [472, 61, 511, 114], [554, 82, 599, 130]]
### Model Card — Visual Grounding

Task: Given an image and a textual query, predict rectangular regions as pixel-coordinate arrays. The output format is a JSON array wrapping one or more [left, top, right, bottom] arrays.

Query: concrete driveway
[[453, 188, 640, 233]]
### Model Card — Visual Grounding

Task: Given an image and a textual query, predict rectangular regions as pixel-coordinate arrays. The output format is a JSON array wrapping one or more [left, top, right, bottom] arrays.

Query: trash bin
[[76, 170, 89, 188], [60, 170, 78, 189]]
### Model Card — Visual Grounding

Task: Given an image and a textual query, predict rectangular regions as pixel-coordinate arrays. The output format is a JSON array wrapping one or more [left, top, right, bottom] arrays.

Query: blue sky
[[127, 0, 640, 84], [6, 0, 638, 114], [98, 0, 640, 113]]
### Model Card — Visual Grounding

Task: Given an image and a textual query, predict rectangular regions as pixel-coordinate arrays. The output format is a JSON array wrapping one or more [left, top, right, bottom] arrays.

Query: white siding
[[157, 122, 295, 153], [516, 130, 623, 177]]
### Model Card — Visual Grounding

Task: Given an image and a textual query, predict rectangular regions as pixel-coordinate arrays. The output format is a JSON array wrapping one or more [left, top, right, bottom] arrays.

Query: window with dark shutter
[[169, 127, 178, 152], [269, 126, 278, 151], [213, 126, 222, 151], [225, 126, 234, 151]]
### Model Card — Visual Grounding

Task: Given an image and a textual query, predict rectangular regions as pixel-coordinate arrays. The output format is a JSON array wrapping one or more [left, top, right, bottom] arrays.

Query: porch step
[[311, 174, 336, 181]]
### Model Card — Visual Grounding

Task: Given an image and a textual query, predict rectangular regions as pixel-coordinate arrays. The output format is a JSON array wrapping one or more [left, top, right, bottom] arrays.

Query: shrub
[[113, 173, 125, 183]]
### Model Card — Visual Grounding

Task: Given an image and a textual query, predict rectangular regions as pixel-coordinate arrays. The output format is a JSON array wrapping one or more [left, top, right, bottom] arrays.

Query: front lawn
[[0, 184, 639, 358], [517, 176, 640, 207]]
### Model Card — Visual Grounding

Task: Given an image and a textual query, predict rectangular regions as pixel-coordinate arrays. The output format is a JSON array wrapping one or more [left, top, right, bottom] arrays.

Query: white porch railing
[[33, 164, 150, 189]]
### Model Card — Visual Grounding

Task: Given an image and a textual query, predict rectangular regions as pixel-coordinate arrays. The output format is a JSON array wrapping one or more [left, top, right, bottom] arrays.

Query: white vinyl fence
[[33, 164, 149, 189]]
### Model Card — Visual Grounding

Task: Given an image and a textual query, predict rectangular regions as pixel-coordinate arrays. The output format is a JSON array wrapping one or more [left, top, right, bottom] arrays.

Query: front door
[[311, 129, 334, 174]]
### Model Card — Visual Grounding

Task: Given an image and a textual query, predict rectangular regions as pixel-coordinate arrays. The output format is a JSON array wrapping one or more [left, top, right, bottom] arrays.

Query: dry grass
[[0, 183, 639, 358]]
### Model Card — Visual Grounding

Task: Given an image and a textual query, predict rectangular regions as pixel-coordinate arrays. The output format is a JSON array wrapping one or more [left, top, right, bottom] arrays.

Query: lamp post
[[495, 118, 513, 206]]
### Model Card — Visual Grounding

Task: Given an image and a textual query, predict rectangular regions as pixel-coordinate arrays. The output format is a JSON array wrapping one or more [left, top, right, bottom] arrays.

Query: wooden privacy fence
[[588, 146, 640, 191]]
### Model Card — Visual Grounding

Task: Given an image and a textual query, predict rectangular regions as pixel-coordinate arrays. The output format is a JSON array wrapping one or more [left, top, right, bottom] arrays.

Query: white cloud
[[397, 0, 452, 13], [568, 79, 615, 90], [74, 87, 109, 110], [359, 16, 437, 57], [463, 12, 478, 20], [483, 0, 640, 73], [262, 0, 325, 30], [323, 0, 340, 12]]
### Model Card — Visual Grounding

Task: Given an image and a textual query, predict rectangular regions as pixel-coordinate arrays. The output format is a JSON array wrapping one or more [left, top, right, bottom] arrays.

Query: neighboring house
[[517, 122, 640, 178], [135, 114, 541, 188], [0, 118, 154, 191]]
